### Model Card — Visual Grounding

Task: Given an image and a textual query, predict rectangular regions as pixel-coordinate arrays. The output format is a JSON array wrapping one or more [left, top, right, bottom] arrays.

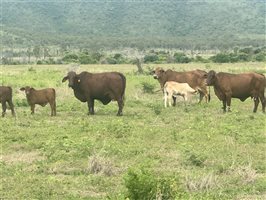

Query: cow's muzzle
[[153, 74, 158, 79]]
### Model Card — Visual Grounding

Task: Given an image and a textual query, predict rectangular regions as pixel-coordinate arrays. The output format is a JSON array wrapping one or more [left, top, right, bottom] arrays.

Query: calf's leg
[[7, 100, 15, 116], [30, 104, 35, 114], [2, 101, 7, 117], [49, 101, 56, 116], [164, 92, 168, 108]]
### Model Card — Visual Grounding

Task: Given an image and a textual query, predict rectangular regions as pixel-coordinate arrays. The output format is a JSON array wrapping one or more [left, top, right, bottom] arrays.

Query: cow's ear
[[62, 76, 68, 82], [20, 87, 25, 91]]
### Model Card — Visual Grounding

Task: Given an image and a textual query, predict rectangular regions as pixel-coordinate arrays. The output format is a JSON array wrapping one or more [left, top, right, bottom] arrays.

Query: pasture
[[1, 63, 265, 199]]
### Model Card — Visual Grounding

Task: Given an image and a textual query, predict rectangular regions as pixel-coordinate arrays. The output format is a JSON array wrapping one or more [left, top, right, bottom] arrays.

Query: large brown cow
[[62, 71, 126, 116], [206, 70, 266, 113], [152, 67, 210, 105], [0, 86, 15, 117]]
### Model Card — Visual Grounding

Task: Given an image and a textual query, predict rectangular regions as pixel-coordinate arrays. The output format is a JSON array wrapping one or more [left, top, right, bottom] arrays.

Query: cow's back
[[165, 70, 205, 89], [216, 72, 264, 99]]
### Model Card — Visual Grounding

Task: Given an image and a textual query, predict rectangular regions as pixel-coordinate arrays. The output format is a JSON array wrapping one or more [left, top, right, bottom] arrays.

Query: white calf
[[163, 81, 197, 107]]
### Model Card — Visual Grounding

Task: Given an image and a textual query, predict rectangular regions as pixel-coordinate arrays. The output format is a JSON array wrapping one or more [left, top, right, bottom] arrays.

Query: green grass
[[1, 63, 266, 199]]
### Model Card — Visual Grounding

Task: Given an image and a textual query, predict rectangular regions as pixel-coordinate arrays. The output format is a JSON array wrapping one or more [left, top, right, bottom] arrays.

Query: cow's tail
[[118, 73, 126, 103]]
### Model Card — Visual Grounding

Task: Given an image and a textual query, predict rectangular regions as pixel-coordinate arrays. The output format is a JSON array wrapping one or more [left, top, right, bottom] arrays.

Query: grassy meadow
[[1, 63, 266, 199]]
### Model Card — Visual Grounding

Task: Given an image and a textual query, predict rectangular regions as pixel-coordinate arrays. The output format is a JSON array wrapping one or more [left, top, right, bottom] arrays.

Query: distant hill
[[1, 0, 265, 49]]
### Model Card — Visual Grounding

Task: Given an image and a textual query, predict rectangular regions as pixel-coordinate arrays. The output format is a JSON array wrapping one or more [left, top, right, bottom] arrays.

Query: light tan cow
[[163, 81, 197, 107]]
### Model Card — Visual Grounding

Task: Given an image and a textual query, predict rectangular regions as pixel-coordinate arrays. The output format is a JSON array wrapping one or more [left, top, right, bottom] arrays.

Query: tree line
[[2, 46, 265, 65]]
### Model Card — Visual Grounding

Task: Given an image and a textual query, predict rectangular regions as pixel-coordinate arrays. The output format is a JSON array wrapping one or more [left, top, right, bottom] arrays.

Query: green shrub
[[174, 52, 191, 63], [144, 54, 159, 63], [62, 53, 79, 63], [124, 168, 184, 200], [254, 52, 266, 62], [210, 53, 231, 63], [106, 57, 117, 64], [78, 54, 97, 64], [140, 81, 156, 94]]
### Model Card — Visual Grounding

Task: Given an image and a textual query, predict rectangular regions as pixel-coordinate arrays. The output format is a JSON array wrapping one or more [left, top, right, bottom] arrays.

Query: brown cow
[[62, 71, 126, 116], [0, 86, 15, 117], [20, 86, 56, 116], [152, 67, 210, 105], [206, 70, 266, 113]]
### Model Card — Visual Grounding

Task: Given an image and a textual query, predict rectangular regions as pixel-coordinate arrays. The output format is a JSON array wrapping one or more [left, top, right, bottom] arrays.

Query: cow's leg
[[259, 94, 265, 113], [87, 99, 95, 115], [7, 100, 15, 117], [253, 97, 259, 113], [226, 95, 232, 112], [172, 96, 177, 106], [222, 100, 226, 113], [2, 101, 7, 117], [30, 104, 35, 114], [117, 98, 124, 116], [198, 91, 204, 103]]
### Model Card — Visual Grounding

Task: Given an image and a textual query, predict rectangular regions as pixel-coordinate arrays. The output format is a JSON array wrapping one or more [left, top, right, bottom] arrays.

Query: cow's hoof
[[117, 113, 123, 116]]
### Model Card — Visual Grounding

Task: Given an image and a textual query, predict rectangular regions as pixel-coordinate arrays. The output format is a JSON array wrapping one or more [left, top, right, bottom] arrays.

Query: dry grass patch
[[1, 151, 45, 165], [88, 155, 117, 176], [185, 173, 219, 192], [227, 164, 258, 184]]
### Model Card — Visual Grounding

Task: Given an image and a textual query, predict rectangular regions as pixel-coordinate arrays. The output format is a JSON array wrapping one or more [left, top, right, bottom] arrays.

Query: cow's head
[[152, 67, 165, 79], [62, 71, 79, 88], [20, 86, 33, 95], [206, 70, 216, 86]]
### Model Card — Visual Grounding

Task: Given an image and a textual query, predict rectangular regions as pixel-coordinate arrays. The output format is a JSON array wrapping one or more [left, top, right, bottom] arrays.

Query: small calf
[[0, 86, 15, 117], [20, 86, 56, 116], [163, 81, 197, 107]]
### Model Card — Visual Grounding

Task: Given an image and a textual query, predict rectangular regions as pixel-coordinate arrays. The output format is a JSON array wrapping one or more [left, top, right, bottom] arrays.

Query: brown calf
[[0, 86, 15, 117], [20, 86, 56, 116]]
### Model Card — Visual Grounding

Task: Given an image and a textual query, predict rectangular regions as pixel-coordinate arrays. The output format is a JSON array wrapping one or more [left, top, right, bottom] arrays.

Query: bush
[[106, 57, 117, 64], [62, 53, 79, 63], [140, 81, 156, 94], [174, 53, 191, 63], [144, 54, 159, 63], [124, 168, 184, 200], [78, 54, 97, 64], [254, 52, 266, 62], [210, 53, 231, 63]]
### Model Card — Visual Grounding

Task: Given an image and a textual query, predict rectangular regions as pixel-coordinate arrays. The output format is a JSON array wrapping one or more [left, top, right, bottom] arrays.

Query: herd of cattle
[[0, 67, 265, 117]]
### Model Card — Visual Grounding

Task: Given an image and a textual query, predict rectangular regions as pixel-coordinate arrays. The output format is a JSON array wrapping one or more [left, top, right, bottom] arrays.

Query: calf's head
[[20, 86, 33, 95], [152, 67, 165, 79], [62, 71, 80, 88], [206, 70, 216, 86]]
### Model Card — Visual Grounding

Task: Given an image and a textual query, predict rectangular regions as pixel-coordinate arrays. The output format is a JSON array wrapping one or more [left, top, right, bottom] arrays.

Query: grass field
[[1, 63, 266, 199]]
